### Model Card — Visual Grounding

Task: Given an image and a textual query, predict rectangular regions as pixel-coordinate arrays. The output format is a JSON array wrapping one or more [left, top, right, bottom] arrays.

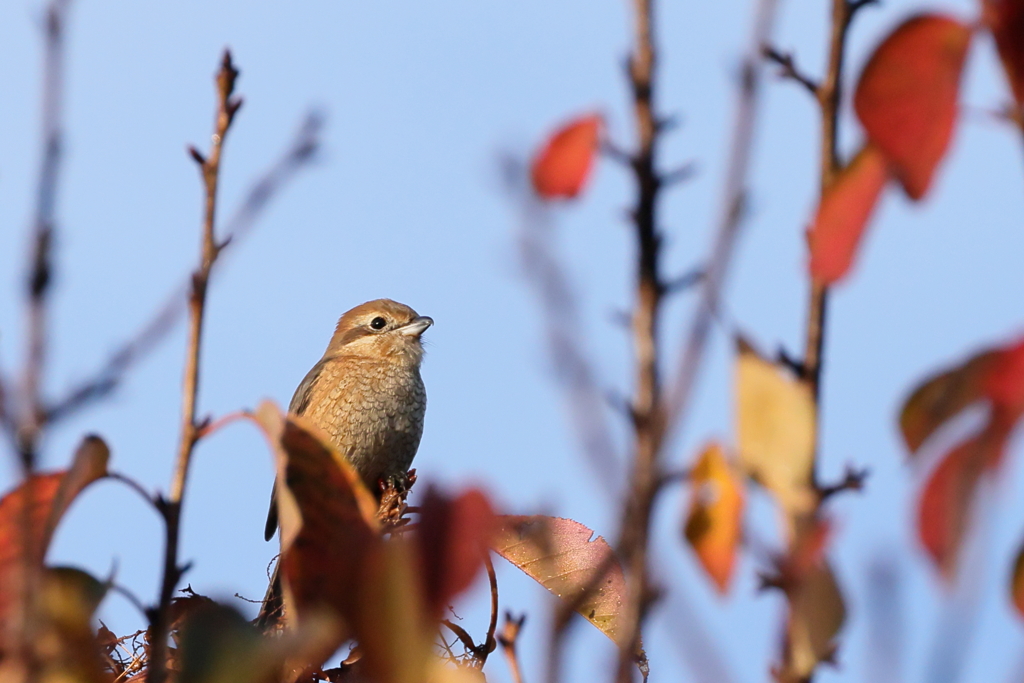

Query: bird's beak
[[399, 316, 433, 337]]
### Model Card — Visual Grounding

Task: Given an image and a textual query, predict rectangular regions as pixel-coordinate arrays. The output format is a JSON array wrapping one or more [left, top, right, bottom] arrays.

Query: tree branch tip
[[656, 113, 682, 133], [601, 140, 635, 167], [848, 0, 879, 12], [818, 466, 870, 501], [663, 266, 705, 294], [661, 162, 697, 186], [188, 146, 206, 166]]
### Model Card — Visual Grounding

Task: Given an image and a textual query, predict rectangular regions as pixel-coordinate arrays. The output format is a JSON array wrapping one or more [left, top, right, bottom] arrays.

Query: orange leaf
[[1012, 539, 1024, 619], [854, 14, 972, 200], [491, 516, 629, 645], [530, 114, 602, 199], [415, 487, 496, 621], [683, 443, 745, 593], [983, 0, 1024, 105], [808, 144, 890, 284]]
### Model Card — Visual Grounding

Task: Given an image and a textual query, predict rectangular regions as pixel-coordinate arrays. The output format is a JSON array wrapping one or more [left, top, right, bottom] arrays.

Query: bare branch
[[17, 0, 72, 471], [146, 50, 241, 683], [509, 164, 621, 497], [664, 0, 779, 450], [613, 0, 668, 677], [42, 111, 322, 426]]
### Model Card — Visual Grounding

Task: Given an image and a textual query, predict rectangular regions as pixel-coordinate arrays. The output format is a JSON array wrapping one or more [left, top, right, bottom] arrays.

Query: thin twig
[[511, 161, 620, 496], [776, 0, 876, 680], [763, 46, 820, 96], [17, 0, 71, 470], [499, 613, 528, 683], [43, 112, 322, 426], [664, 0, 780, 444], [483, 554, 500, 660], [12, 5, 72, 680], [107, 472, 159, 511], [147, 50, 242, 683]]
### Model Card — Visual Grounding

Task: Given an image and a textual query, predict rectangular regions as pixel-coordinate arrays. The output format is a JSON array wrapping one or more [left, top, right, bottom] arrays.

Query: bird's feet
[[376, 469, 417, 531]]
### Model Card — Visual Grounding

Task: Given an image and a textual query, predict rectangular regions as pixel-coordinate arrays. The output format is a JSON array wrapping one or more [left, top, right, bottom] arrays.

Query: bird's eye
[[370, 316, 387, 330]]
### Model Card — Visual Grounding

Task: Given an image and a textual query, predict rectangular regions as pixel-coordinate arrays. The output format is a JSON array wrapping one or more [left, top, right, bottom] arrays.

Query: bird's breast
[[299, 358, 426, 486]]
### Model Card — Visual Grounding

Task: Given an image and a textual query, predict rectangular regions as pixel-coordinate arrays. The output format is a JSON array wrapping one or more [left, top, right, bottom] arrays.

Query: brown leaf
[[250, 402, 379, 638], [983, 0, 1024, 105], [899, 351, 1001, 455], [734, 338, 816, 515], [530, 114, 602, 199], [0, 436, 110, 653], [808, 144, 890, 284], [854, 14, 973, 199], [354, 540, 434, 683], [491, 515, 627, 644], [899, 336, 1024, 455], [1012, 538, 1024, 619], [415, 487, 496, 620], [784, 562, 846, 678], [683, 443, 745, 593], [177, 601, 340, 683]]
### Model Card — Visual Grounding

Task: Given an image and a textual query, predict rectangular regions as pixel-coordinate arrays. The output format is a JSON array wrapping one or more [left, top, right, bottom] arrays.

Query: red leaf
[[415, 487, 496, 620], [0, 436, 109, 646], [902, 335, 1024, 578], [530, 114, 602, 199], [854, 14, 972, 200], [683, 443, 745, 593], [808, 144, 890, 284], [917, 422, 1009, 578], [983, 0, 1024, 105], [982, 338, 1024, 416]]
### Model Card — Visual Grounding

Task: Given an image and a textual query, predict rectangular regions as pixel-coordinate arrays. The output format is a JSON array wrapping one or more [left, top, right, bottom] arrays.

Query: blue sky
[[2, 1, 1023, 682]]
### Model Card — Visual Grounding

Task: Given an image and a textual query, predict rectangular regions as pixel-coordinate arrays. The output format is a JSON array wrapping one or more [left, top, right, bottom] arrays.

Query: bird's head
[[326, 299, 432, 365]]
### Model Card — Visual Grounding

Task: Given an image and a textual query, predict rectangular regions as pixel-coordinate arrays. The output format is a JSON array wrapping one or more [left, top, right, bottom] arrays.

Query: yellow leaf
[[735, 339, 816, 515]]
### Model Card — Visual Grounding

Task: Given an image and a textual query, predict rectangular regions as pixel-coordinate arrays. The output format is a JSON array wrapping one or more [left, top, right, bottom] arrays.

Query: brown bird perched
[[258, 299, 432, 627]]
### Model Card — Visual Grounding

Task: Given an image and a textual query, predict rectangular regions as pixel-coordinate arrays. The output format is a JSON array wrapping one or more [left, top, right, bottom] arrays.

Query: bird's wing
[[265, 355, 334, 542]]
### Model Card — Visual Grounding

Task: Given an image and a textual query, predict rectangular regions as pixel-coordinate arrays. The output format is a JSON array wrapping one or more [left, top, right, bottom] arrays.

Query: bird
[[257, 298, 432, 627]]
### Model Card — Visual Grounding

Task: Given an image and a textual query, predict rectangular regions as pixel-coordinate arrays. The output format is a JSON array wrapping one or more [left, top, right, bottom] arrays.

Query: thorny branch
[[613, 0, 667, 679], [147, 50, 242, 683]]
